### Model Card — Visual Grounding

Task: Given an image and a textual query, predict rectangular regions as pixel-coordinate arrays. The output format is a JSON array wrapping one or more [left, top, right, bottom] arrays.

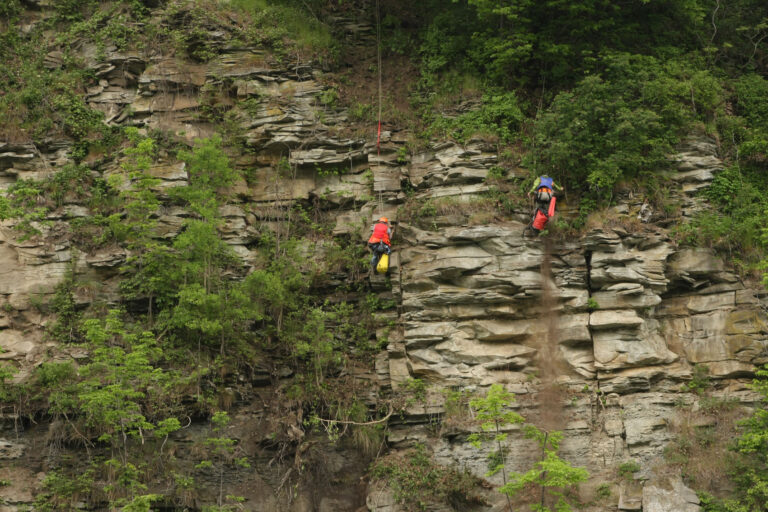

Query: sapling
[[468, 384, 589, 511]]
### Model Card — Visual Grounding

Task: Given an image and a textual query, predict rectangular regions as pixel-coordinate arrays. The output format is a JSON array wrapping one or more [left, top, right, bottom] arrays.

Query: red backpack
[[532, 209, 549, 230]]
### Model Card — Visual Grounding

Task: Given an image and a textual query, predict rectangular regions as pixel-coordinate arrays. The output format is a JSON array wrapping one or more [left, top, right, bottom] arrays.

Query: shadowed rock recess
[[1, 5, 767, 512]]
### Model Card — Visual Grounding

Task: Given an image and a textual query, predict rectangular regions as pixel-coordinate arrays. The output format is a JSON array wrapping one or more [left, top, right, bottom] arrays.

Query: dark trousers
[[369, 242, 390, 268]]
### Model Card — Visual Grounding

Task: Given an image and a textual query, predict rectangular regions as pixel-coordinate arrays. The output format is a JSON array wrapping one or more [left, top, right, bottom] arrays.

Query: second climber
[[526, 174, 564, 235], [368, 216, 392, 270]]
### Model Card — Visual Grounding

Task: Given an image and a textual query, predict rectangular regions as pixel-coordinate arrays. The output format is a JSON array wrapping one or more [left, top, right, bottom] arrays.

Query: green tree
[[504, 427, 589, 512], [196, 411, 250, 510], [468, 384, 588, 511], [468, 384, 525, 511], [176, 134, 238, 219], [731, 365, 768, 510]]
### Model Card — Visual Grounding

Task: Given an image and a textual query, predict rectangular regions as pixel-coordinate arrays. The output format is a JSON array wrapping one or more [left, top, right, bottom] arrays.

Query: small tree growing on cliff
[[731, 364, 768, 510], [468, 384, 589, 511], [468, 383, 524, 511]]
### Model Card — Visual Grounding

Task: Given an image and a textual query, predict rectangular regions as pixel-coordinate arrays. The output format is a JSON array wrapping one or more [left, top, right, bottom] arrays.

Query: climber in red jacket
[[368, 217, 392, 269]]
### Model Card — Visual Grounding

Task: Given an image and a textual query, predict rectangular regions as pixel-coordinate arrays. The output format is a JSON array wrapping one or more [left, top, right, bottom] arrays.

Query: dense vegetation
[[386, 0, 768, 268], [0, 0, 768, 510]]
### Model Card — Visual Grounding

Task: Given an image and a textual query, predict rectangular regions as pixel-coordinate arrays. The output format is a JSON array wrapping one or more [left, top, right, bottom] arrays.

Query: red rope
[[375, 0, 382, 156]]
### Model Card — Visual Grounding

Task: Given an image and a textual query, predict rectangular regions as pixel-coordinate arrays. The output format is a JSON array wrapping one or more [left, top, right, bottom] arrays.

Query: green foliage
[[52, 0, 99, 22], [74, 310, 182, 443], [733, 74, 768, 132], [99, 128, 162, 252], [586, 297, 599, 311], [595, 483, 611, 499], [442, 388, 473, 420], [427, 92, 523, 142], [0, 179, 47, 238], [0, 0, 22, 20], [533, 54, 721, 197], [0, 162, 109, 242], [34, 468, 95, 512], [33, 306, 187, 507], [413, 0, 713, 89], [122, 494, 163, 512], [349, 102, 375, 122], [685, 364, 712, 394], [729, 364, 768, 510], [54, 94, 105, 141], [177, 134, 238, 213], [197, 411, 251, 509], [468, 385, 588, 511], [371, 443, 482, 511], [0, 14, 108, 145], [679, 166, 768, 273], [502, 427, 589, 512], [0, 364, 19, 403], [57, 3, 145, 58], [698, 491, 751, 512], [233, 0, 337, 60], [404, 378, 427, 403], [319, 87, 339, 108], [468, 384, 524, 450], [48, 268, 82, 343], [617, 460, 641, 478]]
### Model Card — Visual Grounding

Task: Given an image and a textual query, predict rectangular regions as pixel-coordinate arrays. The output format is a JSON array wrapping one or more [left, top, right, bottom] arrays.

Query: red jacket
[[368, 222, 391, 245]]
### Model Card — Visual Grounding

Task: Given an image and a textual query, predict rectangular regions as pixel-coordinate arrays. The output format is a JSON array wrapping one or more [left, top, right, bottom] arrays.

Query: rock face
[[0, 5, 764, 512], [643, 477, 701, 512]]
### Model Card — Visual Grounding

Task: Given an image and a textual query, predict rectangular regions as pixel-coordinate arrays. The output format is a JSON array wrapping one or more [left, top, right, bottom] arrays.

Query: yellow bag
[[376, 253, 389, 274]]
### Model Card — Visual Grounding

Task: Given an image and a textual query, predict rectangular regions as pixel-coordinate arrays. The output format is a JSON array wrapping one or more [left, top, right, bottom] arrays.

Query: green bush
[[52, 0, 99, 22], [234, 0, 336, 59], [618, 460, 641, 478], [533, 54, 722, 197], [685, 364, 712, 394], [679, 166, 768, 273], [733, 74, 768, 130], [427, 92, 523, 142], [371, 444, 482, 511], [0, 0, 22, 19]]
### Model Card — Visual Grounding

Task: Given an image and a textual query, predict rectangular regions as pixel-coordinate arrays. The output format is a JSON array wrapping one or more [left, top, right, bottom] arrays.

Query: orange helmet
[[378, 217, 388, 223]]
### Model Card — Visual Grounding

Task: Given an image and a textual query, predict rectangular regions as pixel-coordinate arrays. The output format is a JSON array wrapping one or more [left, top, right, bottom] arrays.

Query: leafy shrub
[[371, 444, 482, 511], [685, 364, 711, 394], [427, 92, 523, 142], [596, 483, 612, 499], [234, 0, 337, 59], [48, 270, 82, 343], [618, 460, 641, 478], [466, 384, 588, 511], [678, 166, 768, 274], [34, 469, 95, 512], [0, 0, 22, 20], [52, 0, 99, 22], [533, 54, 722, 198]]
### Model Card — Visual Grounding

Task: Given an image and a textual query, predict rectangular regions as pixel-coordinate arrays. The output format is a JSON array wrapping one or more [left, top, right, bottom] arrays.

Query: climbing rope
[[375, 0, 382, 155], [375, 0, 384, 216]]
